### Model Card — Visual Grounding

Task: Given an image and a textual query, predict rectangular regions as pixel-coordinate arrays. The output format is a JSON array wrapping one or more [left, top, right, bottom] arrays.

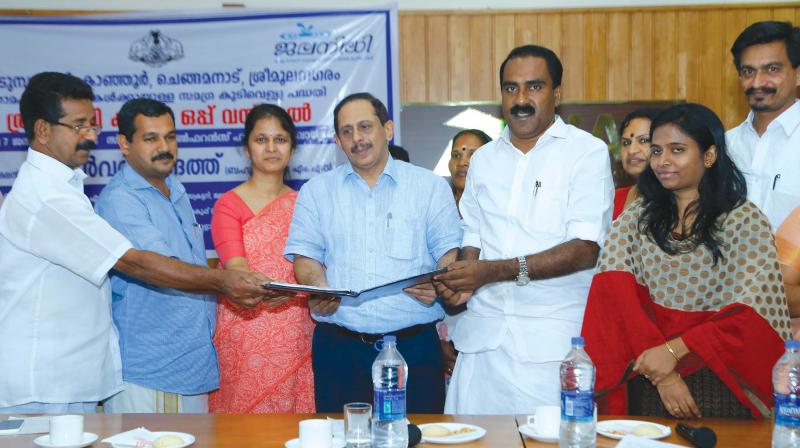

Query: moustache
[[745, 87, 777, 96], [510, 104, 535, 116], [349, 142, 372, 153], [75, 140, 96, 152], [151, 152, 175, 162]]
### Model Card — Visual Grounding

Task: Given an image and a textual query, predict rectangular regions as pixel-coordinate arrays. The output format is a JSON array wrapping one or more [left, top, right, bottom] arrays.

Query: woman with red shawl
[[582, 103, 791, 419]]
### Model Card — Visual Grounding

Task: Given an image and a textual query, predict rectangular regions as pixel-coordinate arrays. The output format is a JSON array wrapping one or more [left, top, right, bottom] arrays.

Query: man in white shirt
[[435, 45, 613, 414], [726, 21, 800, 315], [0, 72, 277, 414]]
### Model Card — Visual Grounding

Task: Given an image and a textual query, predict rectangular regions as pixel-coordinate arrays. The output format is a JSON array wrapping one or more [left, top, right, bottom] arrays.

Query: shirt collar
[[26, 148, 87, 189], [745, 99, 800, 137], [774, 99, 800, 137], [121, 163, 184, 200], [342, 149, 398, 185], [500, 115, 567, 151]]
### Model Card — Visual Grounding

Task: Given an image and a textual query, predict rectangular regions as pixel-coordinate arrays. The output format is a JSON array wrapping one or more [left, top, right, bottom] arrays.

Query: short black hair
[[499, 45, 563, 87], [731, 21, 800, 70], [619, 108, 663, 138], [333, 92, 390, 134], [19, 72, 94, 141], [388, 144, 410, 162], [117, 98, 175, 141], [244, 103, 297, 149]]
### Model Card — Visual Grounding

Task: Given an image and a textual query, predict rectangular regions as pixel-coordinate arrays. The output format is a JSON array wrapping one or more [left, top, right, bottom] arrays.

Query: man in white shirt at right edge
[[435, 44, 613, 414], [726, 21, 800, 314]]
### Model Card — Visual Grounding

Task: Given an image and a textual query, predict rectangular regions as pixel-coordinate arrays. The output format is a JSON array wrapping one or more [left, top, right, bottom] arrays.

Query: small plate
[[597, 420, 671, 440], [418, 423, 486, 444], [284, 437, 345, 448], [518, 423, 558, 443], [34, 432, 98, 448], [111, 431, 195, 448]]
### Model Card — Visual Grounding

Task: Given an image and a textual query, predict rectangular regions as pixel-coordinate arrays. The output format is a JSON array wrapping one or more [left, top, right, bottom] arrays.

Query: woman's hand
[[656, 373, 701, 418], [634, 344, 678, 385]]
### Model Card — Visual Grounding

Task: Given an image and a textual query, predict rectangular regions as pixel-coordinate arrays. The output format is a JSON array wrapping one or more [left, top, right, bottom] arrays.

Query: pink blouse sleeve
[[211, 192, 248, 264]]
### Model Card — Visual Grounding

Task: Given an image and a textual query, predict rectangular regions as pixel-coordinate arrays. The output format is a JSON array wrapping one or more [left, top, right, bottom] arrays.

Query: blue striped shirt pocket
[[386, 216, 420, 261]]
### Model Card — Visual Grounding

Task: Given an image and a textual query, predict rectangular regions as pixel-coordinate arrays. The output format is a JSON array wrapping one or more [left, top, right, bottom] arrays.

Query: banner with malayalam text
[[0, 6, 400, 256]]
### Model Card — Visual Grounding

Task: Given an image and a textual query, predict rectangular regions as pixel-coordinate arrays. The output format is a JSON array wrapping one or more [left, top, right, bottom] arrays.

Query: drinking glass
[[344, 402, 372, 448]]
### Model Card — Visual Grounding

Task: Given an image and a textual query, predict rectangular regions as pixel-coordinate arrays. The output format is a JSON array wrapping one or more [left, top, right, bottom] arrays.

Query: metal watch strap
[[516, 256, 530, 286]]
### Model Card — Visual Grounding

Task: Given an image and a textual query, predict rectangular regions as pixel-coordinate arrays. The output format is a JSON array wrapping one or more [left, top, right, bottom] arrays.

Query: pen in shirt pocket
[[533, 180, 542, 198], [773, 174, 781, 190], [386, 212, 392, 229]]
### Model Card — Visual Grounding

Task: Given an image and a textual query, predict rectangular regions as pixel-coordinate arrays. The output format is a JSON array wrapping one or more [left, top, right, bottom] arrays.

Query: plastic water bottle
[[773, 339, 800, 447], [559, 336, 596, 448], [372, 335, 408, 448]]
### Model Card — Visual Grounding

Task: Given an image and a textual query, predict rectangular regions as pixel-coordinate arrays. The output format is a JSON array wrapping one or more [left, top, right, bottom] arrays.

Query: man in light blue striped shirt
[[284, 92, 461, 412], [96, 99, 217, 413]]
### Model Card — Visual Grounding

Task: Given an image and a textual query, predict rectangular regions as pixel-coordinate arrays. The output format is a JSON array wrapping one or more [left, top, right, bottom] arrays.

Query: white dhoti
[[445, 313, 582, 415]]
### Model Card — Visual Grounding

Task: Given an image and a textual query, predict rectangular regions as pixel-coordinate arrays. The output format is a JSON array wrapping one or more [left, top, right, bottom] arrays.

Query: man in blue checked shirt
[[96, 99, 217, 413], [284, 92, 462, 412]]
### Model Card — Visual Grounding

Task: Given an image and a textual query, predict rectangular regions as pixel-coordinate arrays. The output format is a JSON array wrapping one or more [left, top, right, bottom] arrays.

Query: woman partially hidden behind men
[[583, 103, 791, 419]]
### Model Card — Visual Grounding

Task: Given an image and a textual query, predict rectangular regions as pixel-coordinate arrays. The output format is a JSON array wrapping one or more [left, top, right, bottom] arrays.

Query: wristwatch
[[516, 256, 530, 286]]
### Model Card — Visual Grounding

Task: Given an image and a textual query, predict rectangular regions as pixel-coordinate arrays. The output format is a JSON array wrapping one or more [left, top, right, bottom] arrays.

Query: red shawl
[[582, 200, 791, 417]]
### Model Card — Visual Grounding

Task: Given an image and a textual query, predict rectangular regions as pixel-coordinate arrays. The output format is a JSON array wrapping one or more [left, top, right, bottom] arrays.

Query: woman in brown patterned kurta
[[582, 103, 791, 419]]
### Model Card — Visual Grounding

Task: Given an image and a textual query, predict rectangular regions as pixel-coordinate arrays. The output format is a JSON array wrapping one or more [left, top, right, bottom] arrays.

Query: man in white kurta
[[0, 148, 132, 412], [436, 45, 613, 414]]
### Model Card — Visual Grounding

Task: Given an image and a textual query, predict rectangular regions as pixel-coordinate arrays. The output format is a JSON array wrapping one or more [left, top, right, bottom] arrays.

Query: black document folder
[[262, 268, 446, 300]]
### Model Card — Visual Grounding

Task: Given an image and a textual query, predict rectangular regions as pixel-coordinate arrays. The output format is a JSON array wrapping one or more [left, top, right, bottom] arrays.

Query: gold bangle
[[665, 341, 680, 361]]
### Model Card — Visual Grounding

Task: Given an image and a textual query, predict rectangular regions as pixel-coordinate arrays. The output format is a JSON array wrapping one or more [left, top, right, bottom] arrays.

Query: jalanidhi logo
[[279, 23, 331, 40]]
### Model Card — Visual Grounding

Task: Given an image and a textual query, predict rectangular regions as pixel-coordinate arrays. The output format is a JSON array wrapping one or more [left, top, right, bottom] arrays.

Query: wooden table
[[0, 413, 524, 448], [516, 414, 772, 447], [1, 413, 773, 447]]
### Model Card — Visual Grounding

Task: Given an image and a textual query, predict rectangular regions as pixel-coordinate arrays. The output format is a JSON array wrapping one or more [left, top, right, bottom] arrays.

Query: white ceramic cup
[[527, 405, 560, 436], [49, 414, 84, 445], [299, 418, 332, 448]]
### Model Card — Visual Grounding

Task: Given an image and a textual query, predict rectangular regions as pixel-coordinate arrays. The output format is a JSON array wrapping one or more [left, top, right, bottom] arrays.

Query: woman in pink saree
[[209, 104, 314, 413]]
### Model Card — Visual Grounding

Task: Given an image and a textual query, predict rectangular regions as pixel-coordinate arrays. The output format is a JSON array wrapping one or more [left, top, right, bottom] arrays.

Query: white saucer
[[597, 420, 671, 440], [518, 423, 558, 443], [109, 431, 195, 448], [284, 437, 346, 448], [34, 432, 98, 448], [418, 423, 487, 444]]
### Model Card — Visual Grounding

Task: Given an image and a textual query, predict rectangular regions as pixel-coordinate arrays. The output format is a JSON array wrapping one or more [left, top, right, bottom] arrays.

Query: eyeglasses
[[49, 120, 102, 136]]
